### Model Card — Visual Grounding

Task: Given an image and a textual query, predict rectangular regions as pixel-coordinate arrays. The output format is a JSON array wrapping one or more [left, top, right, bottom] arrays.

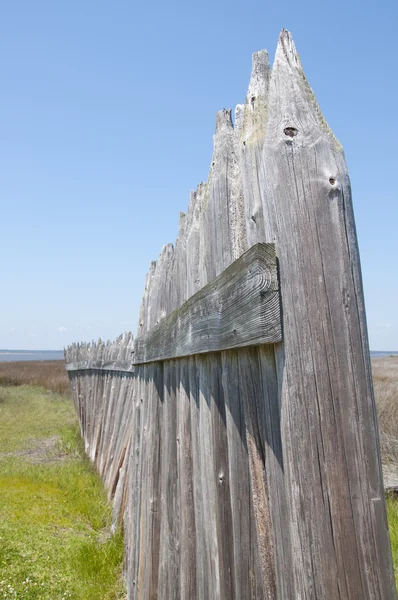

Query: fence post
[[259, 29, 396, 598]]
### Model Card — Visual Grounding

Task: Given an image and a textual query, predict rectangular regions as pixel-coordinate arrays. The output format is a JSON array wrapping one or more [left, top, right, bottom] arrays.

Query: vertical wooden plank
[[257, 345, 295, 600], [157, 359, 180, 599], [104, 373, 132, 499], [189, 354, 207, 599], [197, 354, 221, 599], [259, 29, 396, 599], [178, 357, 196, 599], [124, 367, 144, 599], [99, 372, 122, 477], [209, 352, 236, 599], [136, 363, 163, 599], [112, 435, 131, 529], [112, 371, 136, 527], [238, 348, 277, 599], [91, 370, 106, 464], [221, 350, 251, 599], [199, 109, 246, 288], [185, 185, 206, 298], [169, 212, 188, 313], [138, 261, 157, 337], [236, 49, 270, 248]]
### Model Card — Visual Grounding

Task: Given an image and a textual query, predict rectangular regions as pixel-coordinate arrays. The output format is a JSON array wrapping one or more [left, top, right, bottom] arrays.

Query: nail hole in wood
[[284, 127, 298, 138], [329, 177, 336, 185]]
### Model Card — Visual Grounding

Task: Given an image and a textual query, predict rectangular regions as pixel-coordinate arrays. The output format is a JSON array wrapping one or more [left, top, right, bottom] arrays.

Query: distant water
[[0, 349, 64, 363], [0, 349, 396, 363]]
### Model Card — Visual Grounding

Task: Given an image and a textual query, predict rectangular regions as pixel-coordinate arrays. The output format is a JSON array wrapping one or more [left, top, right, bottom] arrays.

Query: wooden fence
[[65, 29, 397, 600]]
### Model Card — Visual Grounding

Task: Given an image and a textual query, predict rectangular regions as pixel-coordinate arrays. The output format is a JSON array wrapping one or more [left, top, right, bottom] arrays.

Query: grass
[[387, 494, 398, 586], [373, 356, 398, 587], [0, 360, 70, 394], [0, 364, 125, 599], [373, 356, 398, 464]]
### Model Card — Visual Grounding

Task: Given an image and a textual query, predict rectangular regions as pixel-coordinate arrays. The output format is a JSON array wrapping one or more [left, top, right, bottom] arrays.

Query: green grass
[[387, 496, 398, 587], [0, 385, 125, 599]]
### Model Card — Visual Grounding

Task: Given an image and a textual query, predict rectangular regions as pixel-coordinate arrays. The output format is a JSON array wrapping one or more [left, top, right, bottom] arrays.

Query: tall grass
[[373, 357, 398, 464], [0, 360, 70, 394]]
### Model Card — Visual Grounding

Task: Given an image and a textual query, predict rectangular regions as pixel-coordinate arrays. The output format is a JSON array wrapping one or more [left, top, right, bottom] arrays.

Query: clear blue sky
[[0, 1, 397, 351]]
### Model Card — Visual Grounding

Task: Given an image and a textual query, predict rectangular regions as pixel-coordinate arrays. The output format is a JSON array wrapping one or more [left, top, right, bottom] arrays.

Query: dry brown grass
[[0, 360, 70, 395], [372, 356, 398, 464]]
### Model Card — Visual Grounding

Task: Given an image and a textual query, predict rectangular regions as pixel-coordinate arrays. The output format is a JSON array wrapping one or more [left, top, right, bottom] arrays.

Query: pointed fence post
[[260, 29, 396, 599]]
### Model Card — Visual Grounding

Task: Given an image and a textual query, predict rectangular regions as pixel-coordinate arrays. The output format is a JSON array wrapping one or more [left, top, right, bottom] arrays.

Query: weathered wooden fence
[[65, 30, 397, 599]]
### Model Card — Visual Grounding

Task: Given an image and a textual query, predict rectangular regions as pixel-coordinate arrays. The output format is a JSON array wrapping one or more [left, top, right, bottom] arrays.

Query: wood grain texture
[[133, 243, 281, 364], [236, 50, 270, 248], [258, 29, 396, 599], [66, 335, 136, 529], [65, 29, 395, 600], [65, 361, 134, 372]]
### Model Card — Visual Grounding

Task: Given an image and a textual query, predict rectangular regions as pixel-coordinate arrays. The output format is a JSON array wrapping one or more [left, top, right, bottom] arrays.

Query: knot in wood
[[283, 126, 298, 138]]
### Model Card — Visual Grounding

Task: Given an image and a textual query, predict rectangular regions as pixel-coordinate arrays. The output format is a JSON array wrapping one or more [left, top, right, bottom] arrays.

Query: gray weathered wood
[[259, 29, 396, 599], [65, 29, 396, 600], [65, 360, 134, 372], [133, 243, 281, 364]]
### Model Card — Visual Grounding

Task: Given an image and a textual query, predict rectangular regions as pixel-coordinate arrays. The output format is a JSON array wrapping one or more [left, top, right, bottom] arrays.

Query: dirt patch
[[0, 436, 70, 464]]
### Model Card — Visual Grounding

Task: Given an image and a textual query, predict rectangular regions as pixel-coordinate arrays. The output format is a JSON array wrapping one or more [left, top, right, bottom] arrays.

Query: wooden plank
[[209, 352, 235, 599], [157, 360, 180, 599], [259, 29, 396, 599], [137, 363, 163, 599], [197, 355, 221, 599], [65, 360, 134, 372], [198, 108, 246, 287], [257, 345, 295, 599], [177, 358, 197, 598], [238, 348, 276, 598], [133, 243, 281, 364], [125, 367, 145, 600], [236, 50, 270, 248], [189, 355, 206, 599]]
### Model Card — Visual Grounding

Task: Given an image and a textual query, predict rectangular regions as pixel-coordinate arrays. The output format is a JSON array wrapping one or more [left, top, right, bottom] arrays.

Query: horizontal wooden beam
[[65, 360, 134, 373], [133, 243, 281, 365]]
